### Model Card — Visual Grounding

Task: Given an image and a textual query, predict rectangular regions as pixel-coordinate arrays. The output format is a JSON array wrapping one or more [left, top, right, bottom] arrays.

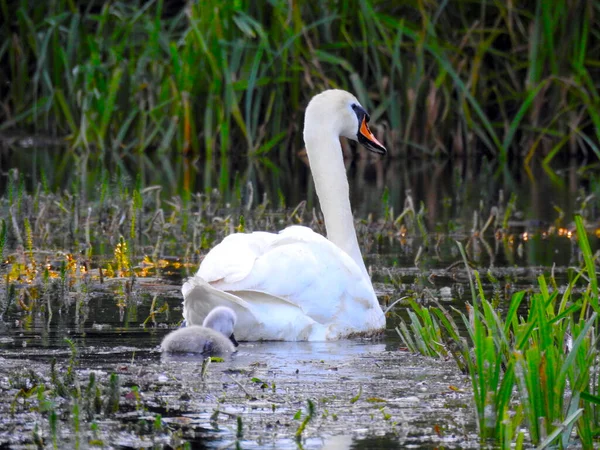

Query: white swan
[[161, 306, 238, 354], [182, 89, 387, 341]]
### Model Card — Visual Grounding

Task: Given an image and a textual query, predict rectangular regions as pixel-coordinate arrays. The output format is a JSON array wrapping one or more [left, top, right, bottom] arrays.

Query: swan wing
[[198, 231, 277, 284], [182, 277, 325, 341], [184, 226, 384, 340]]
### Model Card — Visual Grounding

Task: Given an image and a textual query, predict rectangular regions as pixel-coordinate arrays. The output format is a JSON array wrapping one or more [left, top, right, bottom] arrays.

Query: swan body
[[183, 89, 387, 341], [161, 306, 238, 355]]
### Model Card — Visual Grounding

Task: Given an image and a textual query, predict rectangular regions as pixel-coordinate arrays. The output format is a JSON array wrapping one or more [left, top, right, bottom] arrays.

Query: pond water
[[1, 142, 599, 448]]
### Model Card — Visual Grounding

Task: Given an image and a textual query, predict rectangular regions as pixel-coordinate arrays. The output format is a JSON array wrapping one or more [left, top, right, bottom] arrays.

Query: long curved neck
[[304, 134, 369, 279]]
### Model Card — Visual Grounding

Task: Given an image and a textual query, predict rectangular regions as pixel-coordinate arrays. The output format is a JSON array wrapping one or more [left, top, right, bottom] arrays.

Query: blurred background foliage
[[1, 0, 599, 165]]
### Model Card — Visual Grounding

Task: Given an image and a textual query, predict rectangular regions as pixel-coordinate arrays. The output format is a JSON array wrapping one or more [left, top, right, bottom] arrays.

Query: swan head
[[202, 306, 239, 347], [304, 89, 386, 155]]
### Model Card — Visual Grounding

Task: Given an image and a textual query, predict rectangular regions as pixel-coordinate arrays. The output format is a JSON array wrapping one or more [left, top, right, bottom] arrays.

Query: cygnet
[[161, 306, 238, 355]]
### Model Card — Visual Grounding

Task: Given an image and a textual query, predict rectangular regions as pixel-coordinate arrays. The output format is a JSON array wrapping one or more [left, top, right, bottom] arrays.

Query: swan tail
[[182, 276, 253, 328], [182, 277, 325, 341], [229, 289, 327, 340]]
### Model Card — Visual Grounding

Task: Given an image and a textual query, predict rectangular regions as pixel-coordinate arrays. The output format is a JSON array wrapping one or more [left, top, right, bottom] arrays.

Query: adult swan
[[182, 89, 387, 341]]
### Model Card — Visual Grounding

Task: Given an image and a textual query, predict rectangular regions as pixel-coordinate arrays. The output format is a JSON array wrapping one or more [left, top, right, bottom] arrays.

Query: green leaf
[[350, 386, 362, 404], [99, 66, 124, 143], [575, 215, 598, 310], [581, 391, 600, 406]]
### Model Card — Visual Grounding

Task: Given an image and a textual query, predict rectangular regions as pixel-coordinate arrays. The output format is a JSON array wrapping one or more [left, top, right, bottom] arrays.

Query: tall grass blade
[[502, 81, 547, 151], [574, 215, 598, 309], [536, 408, 583, 450]]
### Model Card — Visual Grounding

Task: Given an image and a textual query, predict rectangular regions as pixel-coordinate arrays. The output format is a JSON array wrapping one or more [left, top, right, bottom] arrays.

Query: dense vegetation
[[2, 0, 600, 164], [397, 217, 600, 448]]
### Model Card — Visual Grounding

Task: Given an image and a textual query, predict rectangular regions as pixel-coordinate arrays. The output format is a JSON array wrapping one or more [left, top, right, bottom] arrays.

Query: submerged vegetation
[[2, 0, 600, 162], [396, 216, 600, 448], [1, 334, 474, 448]]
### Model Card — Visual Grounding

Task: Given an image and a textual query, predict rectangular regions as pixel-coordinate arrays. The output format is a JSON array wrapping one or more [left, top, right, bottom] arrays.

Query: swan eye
[[351, 103, 370, 123]]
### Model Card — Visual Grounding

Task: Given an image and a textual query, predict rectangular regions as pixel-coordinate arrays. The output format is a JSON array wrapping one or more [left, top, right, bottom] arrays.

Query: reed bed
[[2, 0, 600, 162]]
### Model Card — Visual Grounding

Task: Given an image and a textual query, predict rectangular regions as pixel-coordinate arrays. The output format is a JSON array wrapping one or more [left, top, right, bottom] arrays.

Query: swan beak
[[358, 117, 386, 155], [229, 333, 239, 347]]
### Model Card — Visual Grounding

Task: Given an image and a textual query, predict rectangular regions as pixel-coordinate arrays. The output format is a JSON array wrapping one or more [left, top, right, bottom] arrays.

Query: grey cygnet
[[161, 306, 238, 355]]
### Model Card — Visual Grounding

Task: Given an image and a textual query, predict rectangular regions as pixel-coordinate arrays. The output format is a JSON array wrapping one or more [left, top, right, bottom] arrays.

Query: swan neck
[[305, 135, 368, 279]]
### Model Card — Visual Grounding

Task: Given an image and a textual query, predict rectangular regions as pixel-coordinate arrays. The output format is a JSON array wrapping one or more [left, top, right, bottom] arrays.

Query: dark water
[[0, 336, 478, 449], [1, 141, 600, 448], [3, 142, 600, 226]]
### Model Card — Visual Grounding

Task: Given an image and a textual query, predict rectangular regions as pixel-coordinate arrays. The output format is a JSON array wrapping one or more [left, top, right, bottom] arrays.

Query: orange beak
[[358, 117, 386, 155]]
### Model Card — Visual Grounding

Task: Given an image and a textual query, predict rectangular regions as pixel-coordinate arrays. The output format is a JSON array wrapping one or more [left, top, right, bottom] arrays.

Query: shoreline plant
[[397, 215, 600, 447]]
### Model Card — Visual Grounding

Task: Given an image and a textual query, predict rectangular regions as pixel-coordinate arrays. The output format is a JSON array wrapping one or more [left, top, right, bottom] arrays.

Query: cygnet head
[[203, 306, 238, 347], [303, 89, 386, 155]]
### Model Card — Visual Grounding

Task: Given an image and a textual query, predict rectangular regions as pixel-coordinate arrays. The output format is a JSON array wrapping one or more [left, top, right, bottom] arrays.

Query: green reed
[[0, 219, 6, 262], [395, 297, 450, 359], [2, 0, 600, 160], [400, 216, 600, 447]]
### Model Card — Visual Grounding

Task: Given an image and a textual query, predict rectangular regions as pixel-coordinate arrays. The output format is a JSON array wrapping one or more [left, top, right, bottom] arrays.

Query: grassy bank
[[2, 0, 600, 163]]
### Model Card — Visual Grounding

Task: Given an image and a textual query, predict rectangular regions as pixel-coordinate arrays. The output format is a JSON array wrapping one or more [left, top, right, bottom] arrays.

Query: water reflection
[[0, 321, 476, 448], [5, 142, 597, 280], [3, 142, 598, 229]]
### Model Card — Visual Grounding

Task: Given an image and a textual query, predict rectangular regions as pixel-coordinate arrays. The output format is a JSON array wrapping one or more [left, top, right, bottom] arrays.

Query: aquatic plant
[[395, 297, 449, 359], [0, 219, 6, 262], [1, 156, 599, 447], [236, 415, 243, 439], [4, 343, 198, 448], [2, 0, 600, 162], [400, 215, 600, 447], [295, 399, 315, 441], [49, 409, 58, 449]]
